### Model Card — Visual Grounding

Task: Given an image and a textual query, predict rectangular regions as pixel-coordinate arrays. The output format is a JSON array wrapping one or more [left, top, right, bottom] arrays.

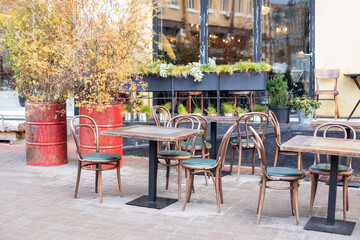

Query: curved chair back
[[189, 114, 209, 158], [314, 123, 356, 167], [249, 126, 267, 174], [216, 123, 237, 168], [314, 123, 356, 166], [70, 115, 99, 159], [236, 112, 269, 148], [152, 105, 171, 127], [165, 115, 202, 154], [269, 110, 281, 145]]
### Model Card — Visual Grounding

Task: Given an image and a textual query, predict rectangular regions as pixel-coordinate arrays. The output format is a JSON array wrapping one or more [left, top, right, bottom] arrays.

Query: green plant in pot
[[178, 104, 188, 114], [236, 107, 248, 116], [252, 105, 266, 122], [267, 72, 290, 123], [290, 96, 321, 124], [206, 104, 217, 116], [222, 102, 235, 117], [193, 107, 202, 115], [139, 105, 151, 122]]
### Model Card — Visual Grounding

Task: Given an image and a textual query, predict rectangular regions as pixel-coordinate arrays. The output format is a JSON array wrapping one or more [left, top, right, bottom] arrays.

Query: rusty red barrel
[[79, 104, 123, 167], [25, 102, 68, 166]]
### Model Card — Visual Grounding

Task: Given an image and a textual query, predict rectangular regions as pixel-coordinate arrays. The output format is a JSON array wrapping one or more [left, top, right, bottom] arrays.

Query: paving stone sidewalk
[[0, 142, 360, 240]]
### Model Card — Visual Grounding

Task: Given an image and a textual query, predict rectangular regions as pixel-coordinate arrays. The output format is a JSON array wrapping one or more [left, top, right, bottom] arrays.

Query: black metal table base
[[304, 217, 356, 236], [126, 195, 177, 210]]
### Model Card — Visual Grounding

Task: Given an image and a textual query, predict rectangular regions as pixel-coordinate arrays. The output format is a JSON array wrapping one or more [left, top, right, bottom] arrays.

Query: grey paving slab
[[0, 148, 359, 240]]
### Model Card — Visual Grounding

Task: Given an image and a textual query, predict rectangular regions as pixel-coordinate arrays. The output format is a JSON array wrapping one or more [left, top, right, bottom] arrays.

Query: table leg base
[[304, 216, 356, 236], [126, 195, 177, 209]]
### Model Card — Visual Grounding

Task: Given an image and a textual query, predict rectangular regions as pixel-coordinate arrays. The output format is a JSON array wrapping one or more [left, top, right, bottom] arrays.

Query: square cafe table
[[281, 135, 360, 235], [101, 125, 202, 209]]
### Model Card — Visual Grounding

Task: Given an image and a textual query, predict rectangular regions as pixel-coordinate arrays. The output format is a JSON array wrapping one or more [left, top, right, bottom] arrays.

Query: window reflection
[[262, 0, 310, 96], [158, 0, 200, 64], [208, 0, 253, 64]]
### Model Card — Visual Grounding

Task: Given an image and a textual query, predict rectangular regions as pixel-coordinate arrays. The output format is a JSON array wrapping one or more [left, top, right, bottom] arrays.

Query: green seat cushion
[[182, 158, 216, 167], [158, 150, 191, 157], [83, 152, 120, 161], [310, 163, 352, 172], [264, 167, 304, 177], [231, 138, 255, 146], [181, 140, 211, 148]]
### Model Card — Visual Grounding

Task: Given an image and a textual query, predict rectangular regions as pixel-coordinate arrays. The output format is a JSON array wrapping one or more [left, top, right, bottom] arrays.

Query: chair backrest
[[314, 69, 340, 91], [216, 123, 237, 168], [269, 110, 282, 145], [189, 114, 209, 157], [70, 115, 99, 159], [249, 126, 267, 173], [152, 105, 171, 127], [236, 112, 269, 148], [165, 115, 202, 154], [313, 122, 356, 166]]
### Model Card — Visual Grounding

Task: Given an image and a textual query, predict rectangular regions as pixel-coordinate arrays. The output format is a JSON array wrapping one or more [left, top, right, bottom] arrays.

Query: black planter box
[[141, 72, 268, 92], [219, 72, 268, 91]]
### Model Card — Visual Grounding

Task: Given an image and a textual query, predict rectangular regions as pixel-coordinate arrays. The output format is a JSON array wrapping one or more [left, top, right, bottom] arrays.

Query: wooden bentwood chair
[[269, 111, 302, 169], [181, 123, 237, 213], [70, 115, 123, 203], [156, 115, 201, 199], [249, 126, 305, 225], [309, 123, 355, 220], [314, 69, 340, 120], [230, 112, 269, 180]]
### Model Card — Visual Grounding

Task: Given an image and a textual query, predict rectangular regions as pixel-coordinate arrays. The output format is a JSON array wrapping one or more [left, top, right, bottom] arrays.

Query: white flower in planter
[[187, 62, 204, 82], [159, 63, 173, 78]]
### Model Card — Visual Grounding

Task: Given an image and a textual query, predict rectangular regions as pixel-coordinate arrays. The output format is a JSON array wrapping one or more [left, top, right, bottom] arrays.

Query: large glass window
[[262, 0, 310, 96], [208, 0, 253, 64], [158, 0, 200, 64]]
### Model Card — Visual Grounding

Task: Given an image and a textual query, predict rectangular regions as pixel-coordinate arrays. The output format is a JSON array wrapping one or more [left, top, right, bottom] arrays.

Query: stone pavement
[[1, 142, 360, 240]]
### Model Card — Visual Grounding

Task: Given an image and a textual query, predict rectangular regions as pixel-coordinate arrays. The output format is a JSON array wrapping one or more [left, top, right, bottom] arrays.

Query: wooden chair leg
[[98, 164, 103, 203], [75, 161, 82, 198], [343, 176, 348, 220], [178, 164, 182, 200], [219, 172, 223, 204], [187, 95, 191, 113], [182, 168, 191, 211], [309, 173, 318, 217], [257, 177, 266, 224], [294, 181, 300, 225], [204, 172, 208, 186], [257, 176, 262, 214], [314, 95, 318, 119], [215, 169, 221, 213], [274, 147, 279, 167], [251, 148, 256, 175], [334, 95, 339, 120], [237, 146, 242, 181], [230, 146, 235, 175], [165, 159, 170, 190], [116, 161, 123, 197], [95, 163, 99, 193], [290, 182, 295, 216]]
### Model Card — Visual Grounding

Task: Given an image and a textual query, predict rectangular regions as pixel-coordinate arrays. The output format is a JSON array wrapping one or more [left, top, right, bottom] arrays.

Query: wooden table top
[[311, 121, 360, 130], [100, 125, 203, 142], [280, 135, 360, 158]]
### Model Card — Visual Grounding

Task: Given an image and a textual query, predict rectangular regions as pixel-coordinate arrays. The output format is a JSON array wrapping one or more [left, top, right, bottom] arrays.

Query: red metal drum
[[25, 102, 67, 166], [79, 104, 123, 167]]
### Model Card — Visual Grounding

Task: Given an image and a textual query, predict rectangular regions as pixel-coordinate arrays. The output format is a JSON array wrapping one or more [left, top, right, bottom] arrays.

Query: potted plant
[[222, 102, 235, 117], [267, 72, 290, 123], [236, 107, 247, 116], [206, 104, 218, 116], [139, 105, 151, 122], [2, 1, 74, 166], [252, 105, 266, 122], [193, 107, 202, 115], [178, 104, 188, 115], [290, 96, 321, 124], [159, 102, 172, 121]]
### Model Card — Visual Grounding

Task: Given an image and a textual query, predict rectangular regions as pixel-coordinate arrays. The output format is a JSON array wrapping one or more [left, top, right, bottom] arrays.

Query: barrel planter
[[79, 104, 123, 167], [25, 102, 67, 166]]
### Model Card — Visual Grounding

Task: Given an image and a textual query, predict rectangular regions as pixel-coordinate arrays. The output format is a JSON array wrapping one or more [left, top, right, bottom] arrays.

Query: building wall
[[315, 0, 360, 118]]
